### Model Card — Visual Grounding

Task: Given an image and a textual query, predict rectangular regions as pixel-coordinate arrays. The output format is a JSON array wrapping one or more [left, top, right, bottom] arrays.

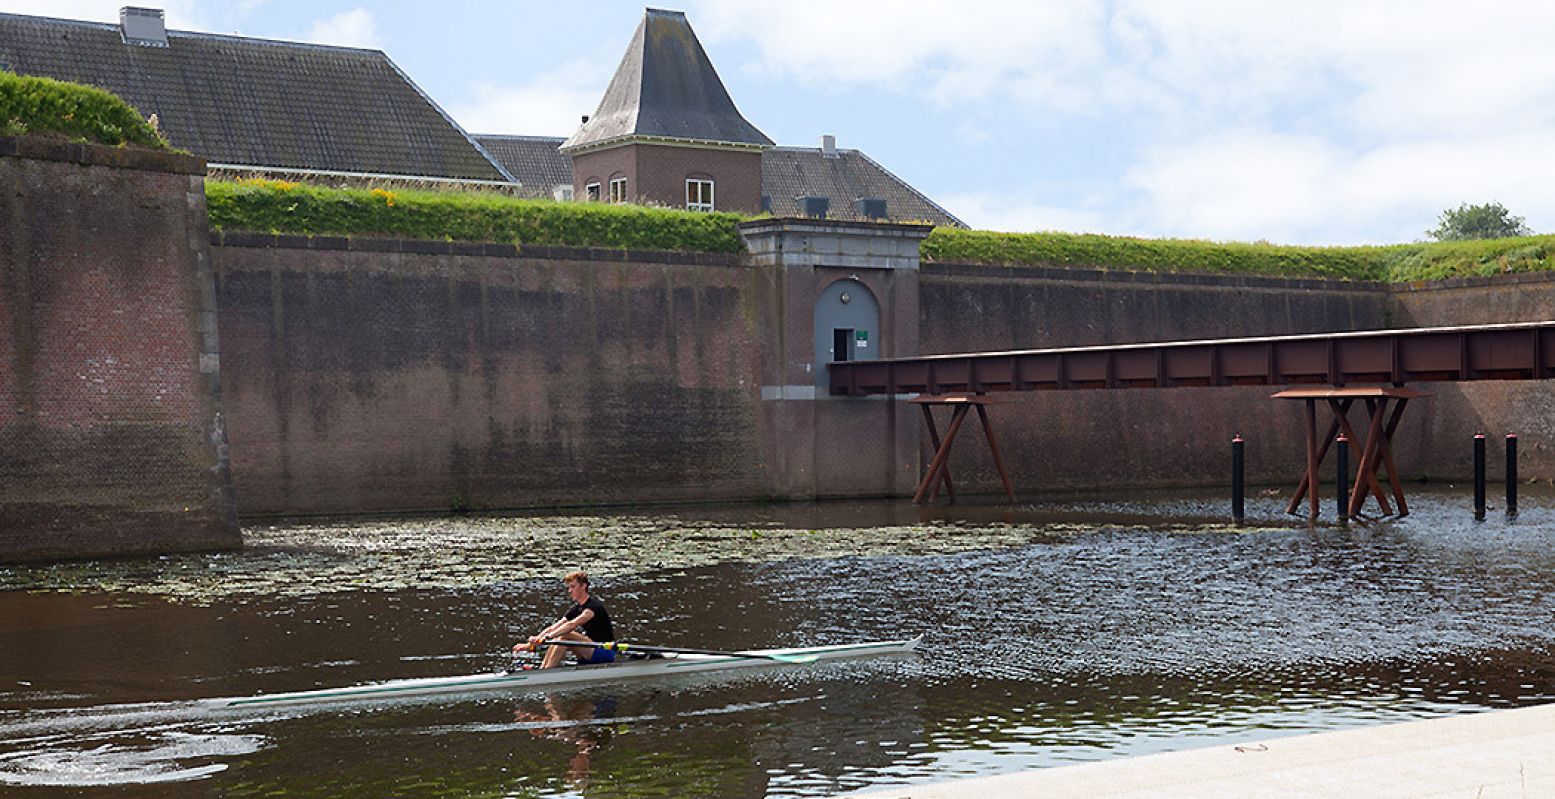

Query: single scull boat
[[205, 637, 921, 709]]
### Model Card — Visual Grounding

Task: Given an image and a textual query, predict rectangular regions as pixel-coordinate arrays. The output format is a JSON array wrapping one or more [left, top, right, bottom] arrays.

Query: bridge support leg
[[910, 394, 1014, 505], [1277, 387, 1427, 522]]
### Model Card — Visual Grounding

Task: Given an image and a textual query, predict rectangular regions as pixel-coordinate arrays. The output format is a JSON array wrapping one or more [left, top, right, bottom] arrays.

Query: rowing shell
[[205, 637, 921, 709]]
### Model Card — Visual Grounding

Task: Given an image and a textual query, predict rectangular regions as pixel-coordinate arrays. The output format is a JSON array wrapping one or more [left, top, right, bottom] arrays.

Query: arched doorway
[[813, 278, 881, 389]]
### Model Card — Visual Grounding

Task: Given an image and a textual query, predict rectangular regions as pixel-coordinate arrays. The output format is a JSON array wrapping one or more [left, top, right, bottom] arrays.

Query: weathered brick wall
[[212, 236, 768, 515], [1389, 274, 1555, 482], [0, 138, 237, 561], [916, 263, 1393, 492]]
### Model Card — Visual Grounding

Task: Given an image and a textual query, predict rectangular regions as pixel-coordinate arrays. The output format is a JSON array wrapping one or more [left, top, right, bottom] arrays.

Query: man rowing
[[516, 570, 616, 669]]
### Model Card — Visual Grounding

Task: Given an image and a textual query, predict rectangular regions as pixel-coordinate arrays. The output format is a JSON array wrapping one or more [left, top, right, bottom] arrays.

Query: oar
[[539, 639, 818, 664]]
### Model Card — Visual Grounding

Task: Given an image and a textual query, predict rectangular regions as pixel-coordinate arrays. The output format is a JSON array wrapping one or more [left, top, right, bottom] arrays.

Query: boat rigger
[[204, 637, 921, 710]]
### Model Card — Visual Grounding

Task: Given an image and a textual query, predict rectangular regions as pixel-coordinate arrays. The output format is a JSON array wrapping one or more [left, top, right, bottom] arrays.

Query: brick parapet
[[0, 135, 205, 175]]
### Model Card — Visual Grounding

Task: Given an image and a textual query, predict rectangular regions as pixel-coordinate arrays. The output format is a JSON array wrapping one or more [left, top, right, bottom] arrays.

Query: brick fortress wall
[[211, 236, 769, 515], [0, 138, 237, 561], [915, 263, 1394, 493]]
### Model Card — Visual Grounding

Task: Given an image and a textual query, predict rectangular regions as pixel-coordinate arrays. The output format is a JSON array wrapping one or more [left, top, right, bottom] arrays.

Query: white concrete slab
[[848, 704, 1555, 799]]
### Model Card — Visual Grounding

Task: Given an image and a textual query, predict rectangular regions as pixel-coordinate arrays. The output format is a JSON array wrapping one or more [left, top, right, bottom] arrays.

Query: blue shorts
[[578, 646, 616, 665]]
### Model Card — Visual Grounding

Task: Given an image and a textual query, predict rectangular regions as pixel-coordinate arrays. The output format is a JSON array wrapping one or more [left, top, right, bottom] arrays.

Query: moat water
[[2, 487, 1553, 797]]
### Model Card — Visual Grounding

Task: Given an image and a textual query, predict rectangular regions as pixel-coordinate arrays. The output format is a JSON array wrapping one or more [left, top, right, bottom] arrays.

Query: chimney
[[821, 134, 838, 158], [120, 7, 168, 47]]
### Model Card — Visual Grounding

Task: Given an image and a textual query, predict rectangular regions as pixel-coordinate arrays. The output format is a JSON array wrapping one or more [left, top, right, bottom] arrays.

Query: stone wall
[[212, 235, 770, 515], [0, 138, 237, 561]]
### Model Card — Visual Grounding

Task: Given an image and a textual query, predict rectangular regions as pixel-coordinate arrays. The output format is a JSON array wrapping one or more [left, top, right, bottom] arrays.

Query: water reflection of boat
[[205, 638, 920, 709]]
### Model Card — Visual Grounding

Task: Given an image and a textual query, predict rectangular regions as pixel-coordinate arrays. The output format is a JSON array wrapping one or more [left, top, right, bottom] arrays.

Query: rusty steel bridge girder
[[827, 321, 1555, 396]]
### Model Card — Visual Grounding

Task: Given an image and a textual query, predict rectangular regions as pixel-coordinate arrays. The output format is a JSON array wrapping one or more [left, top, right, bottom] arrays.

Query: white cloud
[[687, 0, 1105, 106], [1123, 129, 1555, 244], [938, 192, 1111, 236], [448, 61, 609, 137], [301, 7, 380, 49]]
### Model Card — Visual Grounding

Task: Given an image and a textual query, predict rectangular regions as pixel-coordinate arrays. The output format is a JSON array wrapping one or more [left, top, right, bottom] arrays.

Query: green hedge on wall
[[204, 179, 1555, 281], [205, 179, 748, 253], [0, 70, 166, 148], [1379, 235, 1555, 282], [921, 228, 1396, 281], [921, 228, 1555, 283]]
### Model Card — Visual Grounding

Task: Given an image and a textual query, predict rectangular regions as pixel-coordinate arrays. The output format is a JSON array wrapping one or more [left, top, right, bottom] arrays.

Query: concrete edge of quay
[[845, 702, 1555, 799]]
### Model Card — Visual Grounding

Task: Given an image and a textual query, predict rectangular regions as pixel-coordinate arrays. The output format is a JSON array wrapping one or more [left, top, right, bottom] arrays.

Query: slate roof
[[560, 8, 771, 153], [478, 135, 964, 227], [0, 11, 512, 182], [475, 135, 574, 194], [761, 146, 965, 228]]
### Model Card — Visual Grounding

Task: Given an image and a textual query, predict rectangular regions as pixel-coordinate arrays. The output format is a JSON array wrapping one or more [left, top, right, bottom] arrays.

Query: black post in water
[[1231, 435, 1245, 524], [1506, 434, 1519, 518], [1336, 435, 1350, 523], [1473, 433, 1487, 520]]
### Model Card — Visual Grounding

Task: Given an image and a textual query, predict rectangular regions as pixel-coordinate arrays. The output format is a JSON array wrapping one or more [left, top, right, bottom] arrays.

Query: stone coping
[[923, 260, 1390, 292], [208, 230, 747, 267], [0, 135, 205, 175], [1393, 269, 1555, 292], [737, 216, 936, 238]]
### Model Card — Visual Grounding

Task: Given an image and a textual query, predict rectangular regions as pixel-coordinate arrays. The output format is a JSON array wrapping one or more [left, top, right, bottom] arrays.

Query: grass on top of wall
[[920, 228, 1397, 281], [921, 228, 1555, 283], [205, 178, 1555, 280], [205, 178, 748, 253], [0, 70, 167, 148], [1379, 235, 1555, 282]]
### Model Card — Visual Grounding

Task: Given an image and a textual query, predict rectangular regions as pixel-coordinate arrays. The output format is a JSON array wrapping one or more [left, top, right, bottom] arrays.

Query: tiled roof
[[480, 135, 965, 227], [560, 9, 771, 153], [761, 147, 966, 228], [474, 135, 571, 193], [0, 11, 511, 182]]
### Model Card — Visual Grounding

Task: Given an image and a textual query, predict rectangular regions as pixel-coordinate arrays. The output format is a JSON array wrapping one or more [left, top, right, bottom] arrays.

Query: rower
[[515, 570, 616, 669]]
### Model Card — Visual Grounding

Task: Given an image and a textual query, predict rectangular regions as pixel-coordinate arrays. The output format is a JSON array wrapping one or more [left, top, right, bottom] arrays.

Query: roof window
[[120, 7, 168, 47]]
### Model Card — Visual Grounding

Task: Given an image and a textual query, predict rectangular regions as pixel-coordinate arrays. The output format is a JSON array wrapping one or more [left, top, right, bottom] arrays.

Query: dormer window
[[686, 178, 714, 212], [609, 176, 627, 204]]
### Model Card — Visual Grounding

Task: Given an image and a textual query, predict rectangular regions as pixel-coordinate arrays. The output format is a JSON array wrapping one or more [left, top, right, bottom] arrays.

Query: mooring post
[[1506, 434, 1518, 518], [1231, 435, 1245, 524], [1336, 434, 1349, 524], [1473, 433, 1487, 520]]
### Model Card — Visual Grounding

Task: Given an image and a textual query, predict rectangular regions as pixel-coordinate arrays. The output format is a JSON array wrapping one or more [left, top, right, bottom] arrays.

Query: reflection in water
[[510, 694, 618, 788], [0, 488, 1552, 796]]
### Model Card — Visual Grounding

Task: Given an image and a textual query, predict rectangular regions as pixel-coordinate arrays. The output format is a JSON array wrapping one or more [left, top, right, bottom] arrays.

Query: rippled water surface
[[2, 488, 1554, 797]]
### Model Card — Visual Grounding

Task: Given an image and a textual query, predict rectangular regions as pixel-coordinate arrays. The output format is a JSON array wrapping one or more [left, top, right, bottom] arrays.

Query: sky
[[6, 0, 1555, 245]]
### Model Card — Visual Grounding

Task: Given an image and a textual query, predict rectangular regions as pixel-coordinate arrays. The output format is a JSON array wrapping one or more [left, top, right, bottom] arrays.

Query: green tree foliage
[[1426, 201, 1532, 241], [0, 70, 166, 147]]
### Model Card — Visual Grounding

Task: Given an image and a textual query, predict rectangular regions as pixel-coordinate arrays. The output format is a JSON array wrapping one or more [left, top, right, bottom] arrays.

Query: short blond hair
[[563, 570, 589, 587]]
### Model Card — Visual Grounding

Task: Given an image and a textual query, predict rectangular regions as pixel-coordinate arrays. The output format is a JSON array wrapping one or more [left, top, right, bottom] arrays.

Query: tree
[[1427, 201, 1532, 241]]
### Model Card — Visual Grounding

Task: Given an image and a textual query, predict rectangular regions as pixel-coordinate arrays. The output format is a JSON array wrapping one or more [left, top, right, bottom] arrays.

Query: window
[[585, 182, 601, 202], [609, 176, 627, 204], [686, 178, 715, 212]]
